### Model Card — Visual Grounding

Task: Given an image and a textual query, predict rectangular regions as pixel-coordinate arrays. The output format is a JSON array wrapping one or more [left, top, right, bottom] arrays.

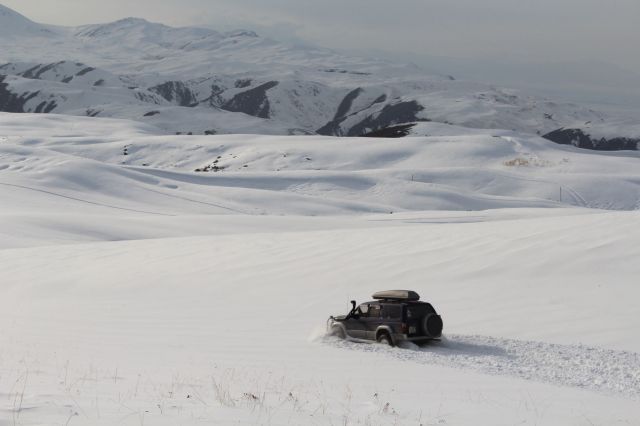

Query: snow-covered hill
[[1, 112, 639, 248], [0, 4, 638, 148], [1, 112, 640, 424]]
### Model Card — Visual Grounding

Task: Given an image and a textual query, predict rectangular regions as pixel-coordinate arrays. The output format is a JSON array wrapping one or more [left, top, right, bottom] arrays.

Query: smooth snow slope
[[1, 212, 639, 425]]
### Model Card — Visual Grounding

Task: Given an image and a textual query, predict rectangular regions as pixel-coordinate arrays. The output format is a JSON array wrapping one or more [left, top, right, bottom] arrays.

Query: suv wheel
[[376, 332, 394, 347]]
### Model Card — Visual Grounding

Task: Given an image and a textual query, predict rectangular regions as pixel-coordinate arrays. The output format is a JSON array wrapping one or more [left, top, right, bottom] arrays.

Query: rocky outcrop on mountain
[[543, 128, 638, 151], [345, 101, 426, 136], [0, 75, 38, 112], [150, 81, 198, 107], [0, 61, 123, 88], [318, 98, 425, 136], [222, 81, 279, 119], [361, 123, 418, 138]]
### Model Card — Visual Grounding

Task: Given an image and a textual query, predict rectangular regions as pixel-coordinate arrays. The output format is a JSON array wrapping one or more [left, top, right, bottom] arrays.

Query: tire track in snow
[[138, 186, 250, 214], [323, 334, 640, 398]]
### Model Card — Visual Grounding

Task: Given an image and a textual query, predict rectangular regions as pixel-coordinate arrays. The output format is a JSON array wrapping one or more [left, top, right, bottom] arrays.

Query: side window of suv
[[368, 305, 381, 318], [381, 304, 401, 319], [357, 304, 369, 316]]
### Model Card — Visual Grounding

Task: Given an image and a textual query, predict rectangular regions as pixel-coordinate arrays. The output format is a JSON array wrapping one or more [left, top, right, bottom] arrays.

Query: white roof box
[[372, 290, 420, 301]]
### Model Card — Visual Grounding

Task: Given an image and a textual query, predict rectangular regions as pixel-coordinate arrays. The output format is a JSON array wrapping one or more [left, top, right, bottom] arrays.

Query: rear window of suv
[[368, 305, 381, 318], [405, 304, 435, 319]]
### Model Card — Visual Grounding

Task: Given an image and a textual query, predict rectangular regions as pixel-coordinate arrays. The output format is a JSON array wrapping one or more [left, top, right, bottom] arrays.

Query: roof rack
[[372, 290, 420, 301]]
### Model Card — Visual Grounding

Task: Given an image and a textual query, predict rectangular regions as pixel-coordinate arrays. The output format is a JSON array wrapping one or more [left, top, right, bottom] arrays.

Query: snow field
[[1, 113, 639, 424], [1, 211, 640, 425]]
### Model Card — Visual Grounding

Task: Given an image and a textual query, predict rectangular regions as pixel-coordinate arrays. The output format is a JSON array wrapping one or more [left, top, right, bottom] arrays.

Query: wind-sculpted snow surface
[[324, 335, 640, 398]]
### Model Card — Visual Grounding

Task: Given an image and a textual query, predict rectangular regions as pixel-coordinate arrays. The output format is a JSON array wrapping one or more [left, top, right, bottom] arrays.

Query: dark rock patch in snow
[[361, 123, 417, 138], [322, 68, 372, 76], [207, 83, 226, 107], [334, 88, 363, 120], [222, 81, 279, 119], [0, 75, 40, 112], [318, 98, 424, 136], [234, 79, 252, 89], [372, 94, 387, 105], [150, 81, 198, 107], [543, 128, 638, 151], [21, 61, 65, 80], [346, 101, 426, 136], [76, 66, 96, 77], [34, 100, 57, 113]]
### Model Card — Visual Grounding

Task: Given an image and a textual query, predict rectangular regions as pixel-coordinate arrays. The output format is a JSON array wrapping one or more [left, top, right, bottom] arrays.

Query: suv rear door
[[380, 303, 402, 335], [404, 303, 435, 336]]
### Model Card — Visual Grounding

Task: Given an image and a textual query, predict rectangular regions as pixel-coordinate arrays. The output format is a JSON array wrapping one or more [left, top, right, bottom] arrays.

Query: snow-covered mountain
[[0, 3, 61, 37], [0, 3, 639, 150]]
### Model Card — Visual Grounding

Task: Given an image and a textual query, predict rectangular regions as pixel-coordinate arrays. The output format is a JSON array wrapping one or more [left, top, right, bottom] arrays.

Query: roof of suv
[[372, 290, 420, 301], [363, 300, 429, 306]]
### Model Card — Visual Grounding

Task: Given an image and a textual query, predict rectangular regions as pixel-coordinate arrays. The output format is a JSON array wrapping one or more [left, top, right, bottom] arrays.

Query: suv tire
[[376, 332, 394, 347]]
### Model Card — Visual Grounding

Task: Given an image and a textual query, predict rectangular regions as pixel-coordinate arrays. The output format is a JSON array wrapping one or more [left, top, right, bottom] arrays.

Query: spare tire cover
[[422, 314, 443, 336]]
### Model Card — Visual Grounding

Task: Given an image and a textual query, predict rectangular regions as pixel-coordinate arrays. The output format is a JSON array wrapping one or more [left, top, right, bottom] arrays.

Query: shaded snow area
[[1, 113, 639, 425]]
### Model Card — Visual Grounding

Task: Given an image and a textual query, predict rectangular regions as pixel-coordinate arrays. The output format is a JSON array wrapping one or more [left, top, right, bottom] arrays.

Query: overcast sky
[[3, 0, 640, 72]]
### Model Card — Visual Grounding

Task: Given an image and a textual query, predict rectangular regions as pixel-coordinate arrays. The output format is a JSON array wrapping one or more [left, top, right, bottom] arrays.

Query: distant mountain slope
[[0, 4, 638, 148], [0, 3, 61, 37]]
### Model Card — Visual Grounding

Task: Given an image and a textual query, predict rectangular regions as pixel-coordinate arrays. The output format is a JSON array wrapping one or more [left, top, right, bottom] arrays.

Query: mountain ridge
[[0, 3, 61, 37], [0, 3, 638, 149]]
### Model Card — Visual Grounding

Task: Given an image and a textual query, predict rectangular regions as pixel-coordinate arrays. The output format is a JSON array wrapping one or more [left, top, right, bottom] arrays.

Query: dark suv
[[327, 290, 443, 346]]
